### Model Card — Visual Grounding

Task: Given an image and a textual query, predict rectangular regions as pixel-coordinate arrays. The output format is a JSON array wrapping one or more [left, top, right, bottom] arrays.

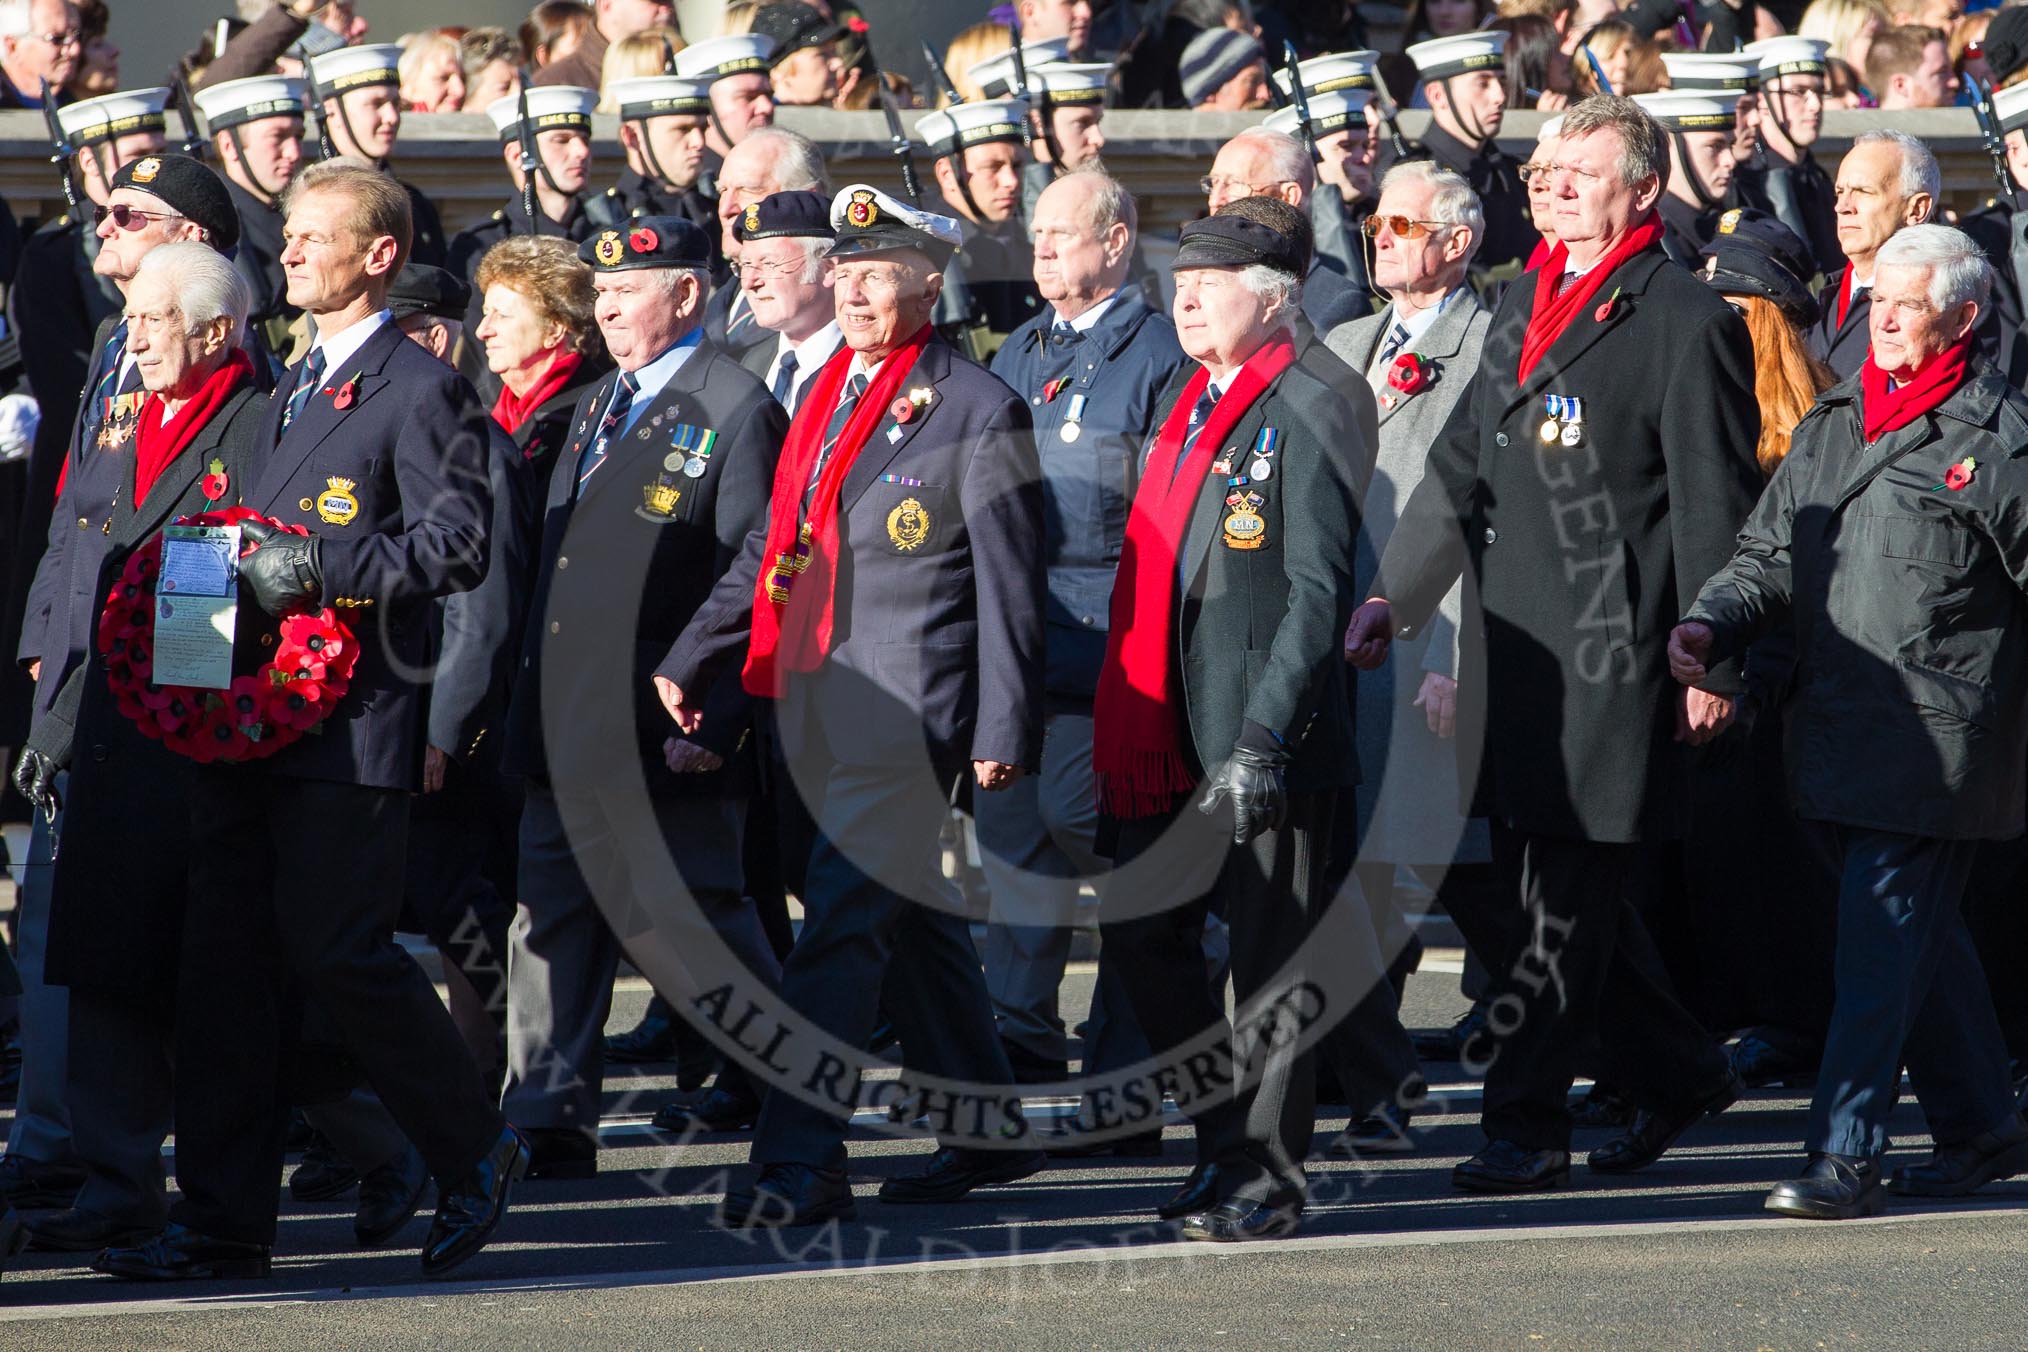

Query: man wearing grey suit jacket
[[1323, 160, 1494, 1155]]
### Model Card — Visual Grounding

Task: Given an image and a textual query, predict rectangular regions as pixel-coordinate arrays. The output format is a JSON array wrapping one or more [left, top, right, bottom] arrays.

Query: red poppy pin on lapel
[[328, 370, 362, 412], [1594, 286, 1623, 323], [200, 457, 229, 502], [1935, 457, 1977, 492]]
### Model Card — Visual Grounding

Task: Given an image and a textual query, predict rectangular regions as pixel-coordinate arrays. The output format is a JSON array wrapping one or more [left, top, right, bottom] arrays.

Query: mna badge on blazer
[[317, 477, 360, 526]]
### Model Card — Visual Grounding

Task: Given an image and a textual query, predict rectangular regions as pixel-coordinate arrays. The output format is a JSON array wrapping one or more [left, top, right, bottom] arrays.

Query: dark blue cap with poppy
[[578, 215, 714, 272]]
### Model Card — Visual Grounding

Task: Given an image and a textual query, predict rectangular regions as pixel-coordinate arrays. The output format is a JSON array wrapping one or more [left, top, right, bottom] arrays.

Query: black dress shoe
[[283, 1109, 316, 1155], [0, 1153, 86, 1210], [522, 1127, 599, 1181], [1729, 1030, 1821, 1089], [653, 1087, 761, 1135], [1156, 1162, 1224, 1220], [24, 1206, 155, 1254], [1178, 1198, 1301, 1242], [1047, 1128, 1165, 1159], [1569, 1083, 1636, 1129], [1766, 1152, 1883, 1219], [1453, 1139, 1572, 1193], [355, 1148, 429, 1248], [288, 1132, 360, 1202], [1888, 1115, 2028, 1197], [877, 1147, 1046, 1204], [1328, 1113, 1416, 1158], [1589, 1069, 1741, 1175], [1001, 1039, 1069, 1086], [91, 1224, 272, 1281], [720, 1163, 855, 1229], [1412, 1001, 1489, 1062], [420, 1126, 529, 1279], [603, 1010, 677, 1064]]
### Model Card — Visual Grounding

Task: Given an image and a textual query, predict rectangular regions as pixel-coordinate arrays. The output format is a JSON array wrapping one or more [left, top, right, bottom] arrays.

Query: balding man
[[706, 127, 829, 359], [1811, 130, 1939, 378], [981, 169, 1186, 1111], [1205, 128, 1370, 337]]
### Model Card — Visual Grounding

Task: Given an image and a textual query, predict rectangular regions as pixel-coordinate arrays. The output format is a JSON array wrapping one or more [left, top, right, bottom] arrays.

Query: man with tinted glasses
[[1738, 36, 1840, 279], [0, 0, 79, 109]]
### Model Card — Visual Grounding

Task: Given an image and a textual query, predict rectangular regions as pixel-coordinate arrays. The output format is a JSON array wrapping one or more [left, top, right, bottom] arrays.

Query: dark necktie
[[1376, 319, 1411, 367], [725, 293, 755, 344], [770, 348, 799, 410], [1174, 384, 1220, 480], [576, 370, 638, 492], [280, 347, 326, 434], [804, 373, 868, 514], [92, 323, 129, 403]]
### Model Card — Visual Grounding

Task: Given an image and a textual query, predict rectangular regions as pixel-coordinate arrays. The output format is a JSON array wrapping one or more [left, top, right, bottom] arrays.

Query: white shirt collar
[[775, 321, 843, 381], [1053, 293, 1119, 335], [308, 308, 394, 378], [1387, 287, 1463, 352]]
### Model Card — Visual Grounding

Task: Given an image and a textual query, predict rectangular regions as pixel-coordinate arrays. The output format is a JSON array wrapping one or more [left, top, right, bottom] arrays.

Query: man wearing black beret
[[1093, 195, 1369, 1241], [499, 215, 789, 1180]]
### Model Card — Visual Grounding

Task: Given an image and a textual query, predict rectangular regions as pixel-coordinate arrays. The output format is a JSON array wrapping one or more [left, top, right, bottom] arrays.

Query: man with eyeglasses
[[703, 127, 827, 362], [1737, 36, 1840, 280], [1204, 128, 1369, 339], [0, 0, 78, 110], [1407, 31, 1534, 278]]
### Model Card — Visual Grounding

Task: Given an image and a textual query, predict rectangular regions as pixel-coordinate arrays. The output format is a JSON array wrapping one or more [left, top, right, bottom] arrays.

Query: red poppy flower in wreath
[[1387, 352, 1434, 397], [630, 226, 659, 254]]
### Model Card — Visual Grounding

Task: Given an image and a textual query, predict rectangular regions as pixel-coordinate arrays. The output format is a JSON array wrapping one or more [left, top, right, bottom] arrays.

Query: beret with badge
[[737, 190, 835, 244], [580, 214, 714, 272], [110, 152, 240, 255], [825, 183, 963, 267]]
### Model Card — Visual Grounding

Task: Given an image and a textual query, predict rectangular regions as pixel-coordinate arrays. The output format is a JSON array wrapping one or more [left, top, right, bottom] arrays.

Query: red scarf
[[1524, 237, 1554, 272], [1092, 337, 1297, 818], [1836, 267, 1862, 329], [491, 350, 584, 436], [1859, 337, 1972, 444], [1516, 215, 1664, 383], [741, 325, 934, 697], [131, 350, 253, 504]]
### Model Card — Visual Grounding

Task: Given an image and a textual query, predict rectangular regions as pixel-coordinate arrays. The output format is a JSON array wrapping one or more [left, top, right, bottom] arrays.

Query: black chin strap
[[1439, 76, 1491, 148], [1671, 130, 1725, 211], [226, 126, 284, 203], [942, 149, 986, 223], [630, 118, 678, 194]]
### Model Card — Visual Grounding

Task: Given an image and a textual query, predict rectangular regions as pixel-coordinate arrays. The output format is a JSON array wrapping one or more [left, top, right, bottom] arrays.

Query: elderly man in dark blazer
[[1675, 225, 2028, 1221], [656, 183, 1047, 1229], [1348, 95, 1762, 1195], [1095, 197, 1367, 1242], [498, 216, 788, 1179], [94, 161, 521, 1282]]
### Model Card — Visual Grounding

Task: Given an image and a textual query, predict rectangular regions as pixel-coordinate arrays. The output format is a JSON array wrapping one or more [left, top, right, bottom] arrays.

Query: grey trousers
[[6, 798, 72, 1165]]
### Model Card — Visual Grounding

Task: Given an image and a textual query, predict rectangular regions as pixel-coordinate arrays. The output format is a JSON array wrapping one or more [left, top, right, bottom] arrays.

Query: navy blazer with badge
[[249, 320, 496, 793], [503, 339, 787, 796], [991, 290, 1188, 696], [660, 335, 1046, 781]]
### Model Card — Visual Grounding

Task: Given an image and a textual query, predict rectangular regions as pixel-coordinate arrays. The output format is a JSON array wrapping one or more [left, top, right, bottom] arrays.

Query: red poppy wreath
[[97, 506, 360, 763]]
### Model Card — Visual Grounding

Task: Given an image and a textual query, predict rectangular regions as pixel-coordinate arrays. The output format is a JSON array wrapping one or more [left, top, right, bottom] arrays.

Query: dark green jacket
[[1688, 363, 2028, 840]]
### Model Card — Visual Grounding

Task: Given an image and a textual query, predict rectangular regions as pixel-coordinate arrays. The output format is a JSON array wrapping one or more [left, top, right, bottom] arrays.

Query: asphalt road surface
[[4, 962, 2026, 1349]]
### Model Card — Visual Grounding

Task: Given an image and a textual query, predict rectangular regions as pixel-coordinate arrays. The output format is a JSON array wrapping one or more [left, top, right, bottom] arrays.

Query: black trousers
[[1446, 825, 1732, 1152], [171, 771, 503, 1245], [1101, 791, 1332, 1210], [403, 754, 520, 1045]]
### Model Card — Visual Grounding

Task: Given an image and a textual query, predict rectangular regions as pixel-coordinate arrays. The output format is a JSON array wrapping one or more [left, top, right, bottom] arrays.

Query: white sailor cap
[[1633, 90, 1739, 133], [1263, 87, 1374, 139], [1661, 51, 1760, 92], [915, 98, 1030, 157], [675, 34, 775, 83], [1028, 62, 1111, 107], [1742, 36, 1829, 79], [308, 43, 403, 94], [57, 87, 170, 147], [1539, 113, 1564, 141], [1272, 49, 1381, 99], [828, 182, 964, 264], [965, 37, 1072, 99], [486, 86, 598, 142], [192, 75, 305, 133], [1996, 81, 2028, 135], [1408, 31, 1507, 83], [607, 75, 713, 122]]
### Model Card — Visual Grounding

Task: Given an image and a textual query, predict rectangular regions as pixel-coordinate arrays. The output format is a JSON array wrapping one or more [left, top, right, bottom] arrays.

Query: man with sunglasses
[[1737, 36, 1840, 279], [0, 0, 78, 109], [1407, 31, 1534, 278]]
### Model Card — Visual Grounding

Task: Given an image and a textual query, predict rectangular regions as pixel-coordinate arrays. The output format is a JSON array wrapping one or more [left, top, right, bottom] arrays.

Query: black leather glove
[[12, 747, 61, 817], [239, 519, 323, 617], [1198, 745, 1288, 846]]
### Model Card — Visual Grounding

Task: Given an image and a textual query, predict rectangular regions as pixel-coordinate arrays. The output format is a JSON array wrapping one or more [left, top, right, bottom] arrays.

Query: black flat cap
[[1988, 7, 2028, 85], [1699, 207, 1819, 326], [111, 153, 239, 255], [752, 2, 845, 64], [579, 215, 714, 272], [1172, 214, 1306, 279], [387, 263, 471, 321], [738, 190, 834, 244]]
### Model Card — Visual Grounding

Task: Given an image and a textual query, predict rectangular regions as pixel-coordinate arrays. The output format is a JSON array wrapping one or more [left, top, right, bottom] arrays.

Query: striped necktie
[[770, 348, 799, 410], [1173, 385, 1220, 480], [803, 373, 868, 514], [1376, 319, 1411, 367], [281, 348, 326, 434], [576, 371, 638, 492], [725, 292, 756, 344]]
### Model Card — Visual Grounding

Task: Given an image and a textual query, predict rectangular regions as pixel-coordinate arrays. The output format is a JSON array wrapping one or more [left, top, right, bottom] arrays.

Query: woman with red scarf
[[473, 235, 606, 486], [8, 243, 265, 1255], [1093, 198, 1367, 1244]]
